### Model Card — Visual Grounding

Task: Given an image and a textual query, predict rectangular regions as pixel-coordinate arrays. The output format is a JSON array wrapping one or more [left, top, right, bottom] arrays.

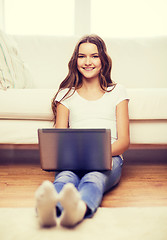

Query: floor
[[0, 147, 167, 208]]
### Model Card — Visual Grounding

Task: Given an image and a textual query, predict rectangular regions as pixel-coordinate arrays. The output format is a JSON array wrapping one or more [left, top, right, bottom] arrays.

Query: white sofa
[[0, 32, 167, 147]]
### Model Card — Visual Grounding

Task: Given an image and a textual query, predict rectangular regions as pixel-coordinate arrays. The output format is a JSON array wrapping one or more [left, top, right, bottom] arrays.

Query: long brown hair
[[52, 34, 116, 125]]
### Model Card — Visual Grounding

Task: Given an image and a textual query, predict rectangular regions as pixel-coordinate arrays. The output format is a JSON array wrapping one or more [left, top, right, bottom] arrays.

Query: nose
[[85, 56, 91, 65]]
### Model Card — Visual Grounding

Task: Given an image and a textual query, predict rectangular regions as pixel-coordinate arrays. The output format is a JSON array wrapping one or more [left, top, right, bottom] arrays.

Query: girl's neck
[[76, 77, 106, 101], [80, 77, 102, 91]]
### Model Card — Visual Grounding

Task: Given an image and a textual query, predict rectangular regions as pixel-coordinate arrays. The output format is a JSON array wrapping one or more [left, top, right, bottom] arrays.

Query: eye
[[78, 55, 85, 58], [92, 55, 99, 58]]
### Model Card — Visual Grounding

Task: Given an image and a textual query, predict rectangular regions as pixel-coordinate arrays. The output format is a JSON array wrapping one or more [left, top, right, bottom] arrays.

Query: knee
[[79, 171, 107, 191], [112, 156, 123, 171], [54, 171, 79, 184]]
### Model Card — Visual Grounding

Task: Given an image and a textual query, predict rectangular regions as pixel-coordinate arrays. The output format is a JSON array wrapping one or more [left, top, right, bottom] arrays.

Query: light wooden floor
[[0, 159, 167, 208]]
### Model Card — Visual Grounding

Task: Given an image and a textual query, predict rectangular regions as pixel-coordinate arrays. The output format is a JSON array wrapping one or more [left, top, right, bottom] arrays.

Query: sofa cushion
[[0, 30, 33, 90], [0, 88, 167, 121], [0, 89, 56, 120], [12, 35, 78, 89], [127, 88, 167, 120], [12, 35, 167, 89]]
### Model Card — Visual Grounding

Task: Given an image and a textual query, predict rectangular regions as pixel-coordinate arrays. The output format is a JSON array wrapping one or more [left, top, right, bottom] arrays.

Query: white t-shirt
[[55, 83, 129, 143]]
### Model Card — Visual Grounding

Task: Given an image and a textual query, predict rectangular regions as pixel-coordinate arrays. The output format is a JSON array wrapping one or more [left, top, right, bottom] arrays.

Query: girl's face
[[77, 43, 102, 82]]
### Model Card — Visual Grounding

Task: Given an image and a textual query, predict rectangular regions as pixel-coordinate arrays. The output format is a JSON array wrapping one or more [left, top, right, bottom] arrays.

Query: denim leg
[[53, 170, 80, 193], [78, 171, 107, 217], [53, 171, 80, 216], [52, 157, 123, 218], [78, 156, 123, 218], [103, 156, 123, 193]]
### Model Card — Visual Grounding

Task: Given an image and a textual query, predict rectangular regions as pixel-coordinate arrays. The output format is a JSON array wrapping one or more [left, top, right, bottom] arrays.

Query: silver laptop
[[38, 128, 112, 171]]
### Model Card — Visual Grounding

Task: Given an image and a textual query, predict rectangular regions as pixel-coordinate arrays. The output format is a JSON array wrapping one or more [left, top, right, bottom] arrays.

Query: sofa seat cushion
[[0, 89, 56, 120], [127, 88, 167, 120], [0, 88, 167, 121]]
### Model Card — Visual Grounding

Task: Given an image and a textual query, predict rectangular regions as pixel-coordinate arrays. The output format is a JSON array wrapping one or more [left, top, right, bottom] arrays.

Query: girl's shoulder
[[55, 88, 75, 102], [106, 83, 129, 104], [107, 83, 127, 93]]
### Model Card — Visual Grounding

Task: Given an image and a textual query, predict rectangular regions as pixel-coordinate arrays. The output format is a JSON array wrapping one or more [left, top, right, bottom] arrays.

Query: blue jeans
[[53, 156, 123, 218]]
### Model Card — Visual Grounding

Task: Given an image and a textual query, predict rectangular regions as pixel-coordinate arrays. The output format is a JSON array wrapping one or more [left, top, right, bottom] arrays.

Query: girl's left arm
[[55, 102, 69, 128], [112, 99, 130, 156]]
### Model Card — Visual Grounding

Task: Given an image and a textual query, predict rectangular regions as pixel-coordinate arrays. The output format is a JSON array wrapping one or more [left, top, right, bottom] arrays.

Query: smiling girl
[[35, 35, 130, 228]]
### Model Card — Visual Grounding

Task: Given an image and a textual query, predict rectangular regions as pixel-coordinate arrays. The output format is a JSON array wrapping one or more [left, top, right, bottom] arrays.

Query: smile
[[82, 67, 95, 71]]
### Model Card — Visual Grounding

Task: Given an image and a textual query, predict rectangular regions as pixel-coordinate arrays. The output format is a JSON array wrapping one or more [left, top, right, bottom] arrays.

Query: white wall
[[1, 0, 91, 36], [0, 0, 5, 30], [1, 0, 167, 37], [74, 0, 91, 36]]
